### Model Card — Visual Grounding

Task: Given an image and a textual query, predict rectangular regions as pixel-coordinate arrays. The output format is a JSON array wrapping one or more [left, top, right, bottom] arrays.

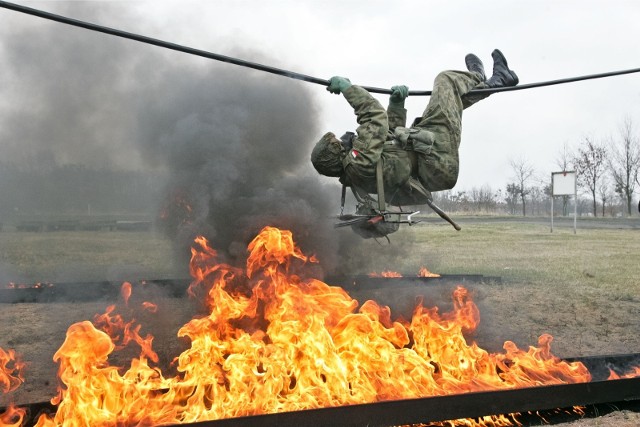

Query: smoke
[[133, 62, 353, 272], [0, 3, 357, 276], [0, 3, 146, 170]]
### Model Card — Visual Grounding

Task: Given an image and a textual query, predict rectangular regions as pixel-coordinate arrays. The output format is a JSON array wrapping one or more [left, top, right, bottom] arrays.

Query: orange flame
[[608, 366, 640, 379], [121, 281, 132, 305], [2, 282, 53, 290], [0, 348, 24, 394], [0, 404, 26, 427], [369, 271, 403, 277], [0, 348, 26, 427], [8, 226, 603, 426], [142, 302, 158, 313], [418, 266, 441, 277], [91, 305, 158, 365]]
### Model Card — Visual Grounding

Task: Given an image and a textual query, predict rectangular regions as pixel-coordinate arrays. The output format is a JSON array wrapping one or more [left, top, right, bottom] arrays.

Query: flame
[[142, 302, 158, 313], [418, 266, 441, 277], [0, 404, 26, 427], [608, 366, 640, 379], [5, 226, 613, 426], [121, 281, 132, 305], [91, 305, 158, 364], [369, 271, 403, 278], [0, 347, 26, 427], [0, 348, 24, 394], [369, 267, 441, 278], [2, 282, 53, 290]]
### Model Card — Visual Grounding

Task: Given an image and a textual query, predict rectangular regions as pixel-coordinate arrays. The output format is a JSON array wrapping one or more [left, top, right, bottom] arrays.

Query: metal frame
[[177, 378, 640, 427], [0, 275, 501, 303]]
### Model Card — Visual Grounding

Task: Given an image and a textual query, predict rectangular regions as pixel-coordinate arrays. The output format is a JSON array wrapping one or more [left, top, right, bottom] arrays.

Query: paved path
[[416, 215, 640, 229]]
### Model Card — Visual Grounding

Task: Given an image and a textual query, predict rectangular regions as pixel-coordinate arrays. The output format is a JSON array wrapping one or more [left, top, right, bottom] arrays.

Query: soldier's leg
[[412, 70, 484, 143], [461, 53, 491, 109], [409, 70, 484, 191], [461, 81, 490, 109]]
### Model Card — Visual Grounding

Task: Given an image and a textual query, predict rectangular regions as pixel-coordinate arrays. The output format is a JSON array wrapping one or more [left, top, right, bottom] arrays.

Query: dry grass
[[0, 230, 179, 283], [439, 221, 639, 358], [418, 221, 640, 294], [348, 218, 640, 289]]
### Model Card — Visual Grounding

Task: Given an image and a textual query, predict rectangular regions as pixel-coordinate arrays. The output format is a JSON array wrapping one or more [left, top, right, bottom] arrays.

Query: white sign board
[[552, 171, 576, 196]]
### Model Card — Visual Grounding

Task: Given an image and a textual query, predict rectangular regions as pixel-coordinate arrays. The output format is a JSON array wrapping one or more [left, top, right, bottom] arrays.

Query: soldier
[[311, 49, 519, 213]]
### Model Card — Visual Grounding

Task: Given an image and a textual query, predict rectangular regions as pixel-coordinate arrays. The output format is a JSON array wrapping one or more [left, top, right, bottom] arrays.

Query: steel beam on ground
[[177, 377, 640, 427]]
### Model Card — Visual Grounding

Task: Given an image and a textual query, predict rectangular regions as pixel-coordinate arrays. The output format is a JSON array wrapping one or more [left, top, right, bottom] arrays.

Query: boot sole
[[465, 54, 486, 80]]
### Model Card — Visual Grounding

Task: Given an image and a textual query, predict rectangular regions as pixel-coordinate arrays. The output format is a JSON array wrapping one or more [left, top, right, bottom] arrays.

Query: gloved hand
[[389, 85, 409, 105], [339, 131, 355, 151], [327, 76, 352, 94]]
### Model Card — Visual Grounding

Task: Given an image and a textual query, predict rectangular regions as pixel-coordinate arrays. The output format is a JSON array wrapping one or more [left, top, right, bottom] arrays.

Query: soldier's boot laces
[[465, 53, 486, 81], [486, 49, 519, 88]]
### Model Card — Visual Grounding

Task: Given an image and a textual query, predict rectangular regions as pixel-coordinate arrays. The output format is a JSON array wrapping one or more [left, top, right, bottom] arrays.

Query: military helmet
[[310, 132, 346, 177]]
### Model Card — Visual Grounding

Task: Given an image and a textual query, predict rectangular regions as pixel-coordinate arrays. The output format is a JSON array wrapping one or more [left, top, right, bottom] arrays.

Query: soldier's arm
[[387, 103, 407, 130], [341, 85, 389, 171], [387, 85, 408, 130]]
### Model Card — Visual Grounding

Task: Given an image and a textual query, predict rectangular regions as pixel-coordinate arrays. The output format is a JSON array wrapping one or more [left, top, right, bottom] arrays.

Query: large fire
[[2, 226, 631, 426]]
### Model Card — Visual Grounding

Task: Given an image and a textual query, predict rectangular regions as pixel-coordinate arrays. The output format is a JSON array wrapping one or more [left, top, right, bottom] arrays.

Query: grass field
[[0, 230, 180, 283], [0, 218, 639, 426]]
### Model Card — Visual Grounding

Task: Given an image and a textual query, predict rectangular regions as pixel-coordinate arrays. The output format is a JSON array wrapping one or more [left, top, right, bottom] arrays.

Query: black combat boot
[[465, 53, 486, 81], [486, 49, 519, 88]]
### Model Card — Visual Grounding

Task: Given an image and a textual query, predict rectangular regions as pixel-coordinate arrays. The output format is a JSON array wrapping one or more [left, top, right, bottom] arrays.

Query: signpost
[[551, 171, 577, 233]]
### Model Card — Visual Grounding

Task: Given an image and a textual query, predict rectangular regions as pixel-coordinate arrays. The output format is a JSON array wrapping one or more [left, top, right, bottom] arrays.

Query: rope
[[2, 0, 640, 96]]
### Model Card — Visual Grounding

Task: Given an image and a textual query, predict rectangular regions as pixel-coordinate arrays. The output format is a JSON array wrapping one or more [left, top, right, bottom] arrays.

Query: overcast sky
[[2, 0, 640, 191]]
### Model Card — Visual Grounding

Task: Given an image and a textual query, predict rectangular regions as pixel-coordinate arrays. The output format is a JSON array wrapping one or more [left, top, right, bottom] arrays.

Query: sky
[[1, 0, 640, 192]]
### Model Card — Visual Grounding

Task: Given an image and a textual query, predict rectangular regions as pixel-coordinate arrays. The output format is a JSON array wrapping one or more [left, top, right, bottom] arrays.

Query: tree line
[[0, 162, 167, 218], [1, 117, 637, 220], [434, 118, 640, 217]]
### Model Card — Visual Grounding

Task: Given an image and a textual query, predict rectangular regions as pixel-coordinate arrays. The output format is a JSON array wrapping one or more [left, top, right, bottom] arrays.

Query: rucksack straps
[[375, 159, 385, 212]]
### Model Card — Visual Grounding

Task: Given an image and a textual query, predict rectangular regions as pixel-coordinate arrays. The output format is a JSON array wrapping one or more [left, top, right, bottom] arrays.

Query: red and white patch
[[351, 150, 359, 158]]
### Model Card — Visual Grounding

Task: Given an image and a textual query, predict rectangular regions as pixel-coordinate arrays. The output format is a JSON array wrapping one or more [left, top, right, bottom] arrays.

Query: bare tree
[[509, 157, 535, 216], [574, 137, 607, 216], [528, 184, 548, 216], [432, 190, 467, 213], [597, 177, 612, 217], [555, 141, 574, 215], [504, 183, 520, 215], [468, 184, 497, 213], [609, 117, 640, 216]]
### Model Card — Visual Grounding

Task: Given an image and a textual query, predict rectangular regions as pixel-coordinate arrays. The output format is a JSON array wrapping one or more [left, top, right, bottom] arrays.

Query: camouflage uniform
[[339, 70, 487, 205]]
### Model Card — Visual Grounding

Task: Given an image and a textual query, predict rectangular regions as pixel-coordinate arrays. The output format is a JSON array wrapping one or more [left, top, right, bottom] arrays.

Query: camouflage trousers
[[409, 70, 487, 191]]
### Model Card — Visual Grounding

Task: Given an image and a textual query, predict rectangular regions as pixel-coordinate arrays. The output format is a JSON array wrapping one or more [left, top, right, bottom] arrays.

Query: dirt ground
[[559, 411, 640, 427], [0, 222, 638, 426]]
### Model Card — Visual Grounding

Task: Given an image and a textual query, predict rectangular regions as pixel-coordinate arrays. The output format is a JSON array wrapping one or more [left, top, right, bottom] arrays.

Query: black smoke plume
[[134, 63, 348, 273], [0, 3, 358, 277]]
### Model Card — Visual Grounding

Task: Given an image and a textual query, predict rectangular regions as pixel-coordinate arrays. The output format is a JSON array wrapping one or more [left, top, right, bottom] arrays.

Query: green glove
[[389, 85, 409, 105], [327, 76, 352, 94]]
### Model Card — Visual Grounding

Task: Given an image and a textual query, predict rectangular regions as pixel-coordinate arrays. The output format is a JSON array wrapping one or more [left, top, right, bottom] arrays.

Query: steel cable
[[1, 0, 640, 96]]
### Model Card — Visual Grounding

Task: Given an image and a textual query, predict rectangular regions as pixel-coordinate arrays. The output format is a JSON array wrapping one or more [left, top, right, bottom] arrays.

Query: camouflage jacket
[[338, 85, 425, 206]]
